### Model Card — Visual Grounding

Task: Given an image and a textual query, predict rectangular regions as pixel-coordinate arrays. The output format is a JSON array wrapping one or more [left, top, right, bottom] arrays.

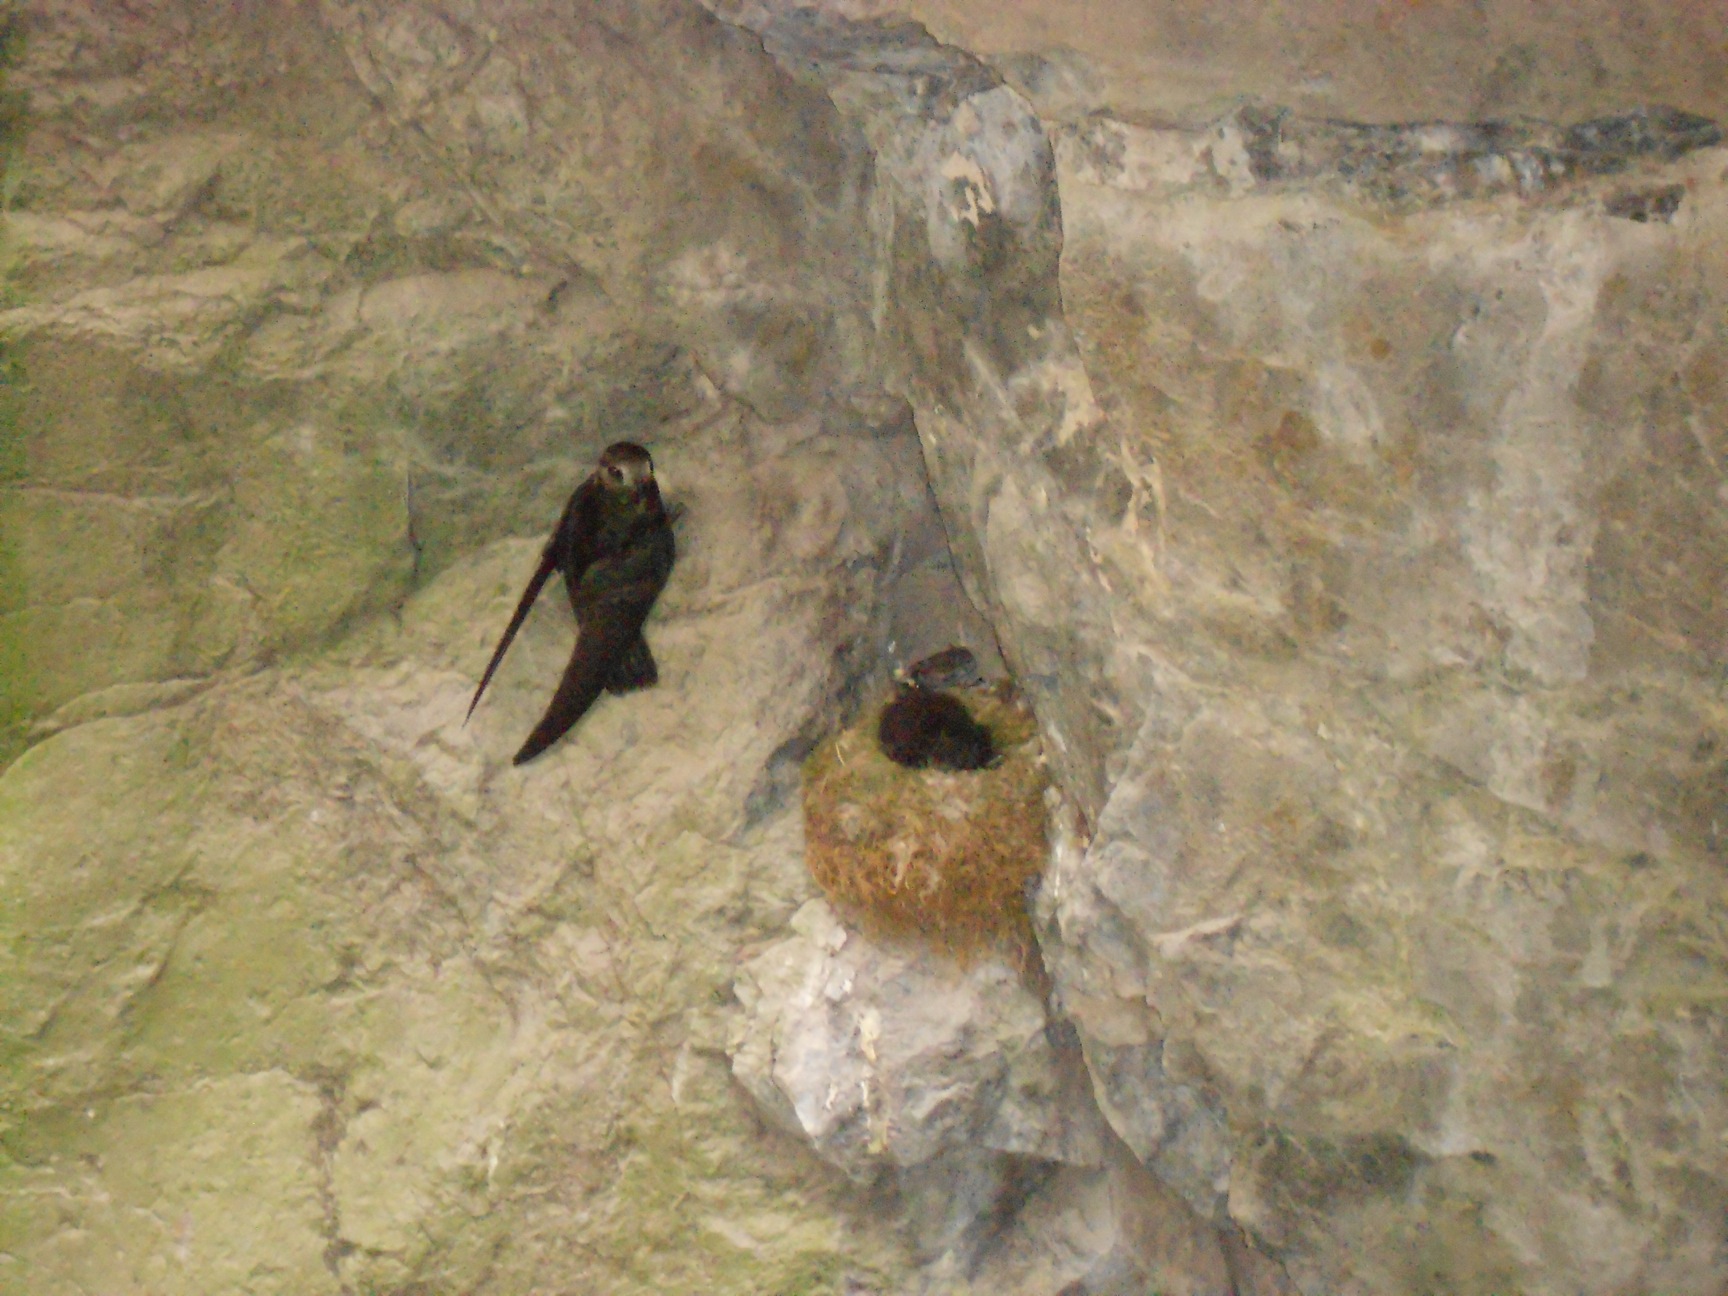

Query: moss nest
[[802, 684, 1049, 955]]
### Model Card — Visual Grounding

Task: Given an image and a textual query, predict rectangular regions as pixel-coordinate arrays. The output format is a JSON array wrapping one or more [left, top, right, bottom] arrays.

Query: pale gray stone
[[730, 898, 1101, 1178]]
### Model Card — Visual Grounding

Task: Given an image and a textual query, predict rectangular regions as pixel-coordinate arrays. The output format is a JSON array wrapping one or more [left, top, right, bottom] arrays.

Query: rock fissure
[[307, 1068, 357, 1284]]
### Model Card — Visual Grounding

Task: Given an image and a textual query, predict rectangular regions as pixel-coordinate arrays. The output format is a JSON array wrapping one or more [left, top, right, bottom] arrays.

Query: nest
[[802, 684, 1049, 956]]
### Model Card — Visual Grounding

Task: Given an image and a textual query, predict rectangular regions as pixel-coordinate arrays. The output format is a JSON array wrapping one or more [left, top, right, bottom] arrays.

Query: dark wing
[[466, 480, 602, 725], [511, 574, 663, 765], [464, 538, 559, 724]]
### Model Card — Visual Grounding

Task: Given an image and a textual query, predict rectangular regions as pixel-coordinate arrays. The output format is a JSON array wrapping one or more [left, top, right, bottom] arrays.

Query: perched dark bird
[[877, 684, 997, 772], [466, 441, 676, 765]]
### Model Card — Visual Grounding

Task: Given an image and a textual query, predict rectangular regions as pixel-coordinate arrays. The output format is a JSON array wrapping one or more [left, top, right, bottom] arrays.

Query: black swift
[[466, 441, 675, 765]]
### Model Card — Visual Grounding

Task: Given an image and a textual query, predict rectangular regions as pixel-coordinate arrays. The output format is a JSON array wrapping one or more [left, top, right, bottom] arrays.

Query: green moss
[[0, 1, 30, 771], [1389, 1170, 1528, 1296], [0, 339, 23, 488], [0, 565, 29, 769], [1255, 1127, 1430, 1210], [0, 8, 23, 133], [0, 1076, 337, 1296]]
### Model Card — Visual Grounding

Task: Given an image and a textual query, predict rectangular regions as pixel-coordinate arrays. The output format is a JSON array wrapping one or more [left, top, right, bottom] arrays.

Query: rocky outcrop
[[717, 6, 1728, 1292], [5, 2, 1728, 1295], [1041, 98, 1728, 1296], [0, 4, 940, 1290], [831, 34, 1728, 1296], [0, 399, 955, 1293], [729, 899, 1104, 1262], [0, 0, 877, 755], [835, 0, 1728, 129]]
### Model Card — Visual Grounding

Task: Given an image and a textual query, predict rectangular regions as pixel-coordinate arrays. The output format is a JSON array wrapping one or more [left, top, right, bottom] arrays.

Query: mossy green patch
[[0, 1074, 337, 1296], [0, 716, 216, 1128], [0, 560, 30, 769], [0, 3, 29, 770], [0, 337, 24, 488], [0, 8, 24, 158], [215, 424, 413, 658]]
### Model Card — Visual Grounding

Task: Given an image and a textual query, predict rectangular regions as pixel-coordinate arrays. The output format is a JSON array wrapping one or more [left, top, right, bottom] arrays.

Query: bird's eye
[[606, 465, 623, 480]]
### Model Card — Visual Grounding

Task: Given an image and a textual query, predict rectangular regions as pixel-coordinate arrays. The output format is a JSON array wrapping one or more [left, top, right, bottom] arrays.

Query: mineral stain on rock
[[1247, 103, 1724, 203], [1603, 182, 1686, 222]]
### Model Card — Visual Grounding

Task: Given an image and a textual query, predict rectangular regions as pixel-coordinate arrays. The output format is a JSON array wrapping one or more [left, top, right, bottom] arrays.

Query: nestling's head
[[597, 441, 656, 496]]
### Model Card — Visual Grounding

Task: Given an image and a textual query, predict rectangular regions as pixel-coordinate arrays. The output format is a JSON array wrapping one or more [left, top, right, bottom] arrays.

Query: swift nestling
[[466, 441, 675, 765], [877, 684, 997, 772]]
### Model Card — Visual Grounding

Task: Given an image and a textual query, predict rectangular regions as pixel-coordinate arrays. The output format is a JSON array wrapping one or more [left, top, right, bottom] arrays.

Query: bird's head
[[596, 442, 657, 502]]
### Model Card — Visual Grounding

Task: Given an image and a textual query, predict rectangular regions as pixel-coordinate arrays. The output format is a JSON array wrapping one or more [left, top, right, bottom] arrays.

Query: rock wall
[[1038, 109, 1728, 1294], [0, 0, 881, 756], [840, 0, 1728, 128], [1, 407, 946, 1294], [724, 7, 1728, 1293], [4, 2, 1727, 1295], [0, 4, 933, 1292]]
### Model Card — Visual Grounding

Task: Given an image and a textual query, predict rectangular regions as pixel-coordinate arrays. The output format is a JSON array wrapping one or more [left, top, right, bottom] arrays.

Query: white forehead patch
[[613, 458, 652, 487], [598, 448, 655, 493]]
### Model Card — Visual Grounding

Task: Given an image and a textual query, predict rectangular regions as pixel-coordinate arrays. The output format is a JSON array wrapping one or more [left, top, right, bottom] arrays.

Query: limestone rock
[[0, 0, 864, 753], [8, 1, 1728, 1294], [729, 897, 1105, 1266], [730, 8, 1728, 1290], [729, 899, 1103, 1171], [887, 57, 1728, 1296], [836, 0, 1728, 129], [0, 410, 944, 1294]]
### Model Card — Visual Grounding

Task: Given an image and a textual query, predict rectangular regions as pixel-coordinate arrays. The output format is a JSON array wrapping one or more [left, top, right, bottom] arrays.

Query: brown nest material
[[802, 684, 1049, 956]]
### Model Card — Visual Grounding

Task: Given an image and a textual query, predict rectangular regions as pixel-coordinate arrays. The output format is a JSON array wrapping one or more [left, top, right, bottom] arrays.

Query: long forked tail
[[465, 545, 557, 724]]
